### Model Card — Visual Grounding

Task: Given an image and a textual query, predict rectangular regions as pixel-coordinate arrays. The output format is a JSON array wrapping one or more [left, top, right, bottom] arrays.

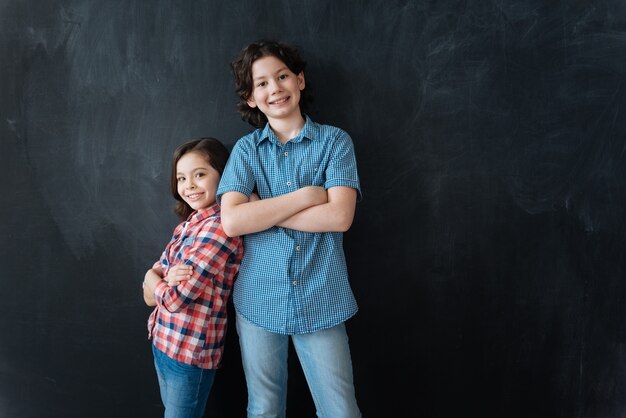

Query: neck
[[268, 114, 305, 144]]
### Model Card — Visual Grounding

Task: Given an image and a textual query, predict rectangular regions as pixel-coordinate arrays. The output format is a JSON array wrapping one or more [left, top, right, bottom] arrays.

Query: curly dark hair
[[170, 137, 230, 220], [231, 40, 313, 128]]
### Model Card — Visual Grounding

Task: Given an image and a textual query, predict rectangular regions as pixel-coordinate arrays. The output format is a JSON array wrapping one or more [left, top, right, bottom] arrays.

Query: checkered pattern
[[147, 203, 243, 369], [216, 116, 361, 335]]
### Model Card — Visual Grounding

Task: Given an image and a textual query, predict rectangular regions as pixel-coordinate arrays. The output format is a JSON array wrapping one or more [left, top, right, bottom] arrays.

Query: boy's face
[[246, 55, 305, 124]]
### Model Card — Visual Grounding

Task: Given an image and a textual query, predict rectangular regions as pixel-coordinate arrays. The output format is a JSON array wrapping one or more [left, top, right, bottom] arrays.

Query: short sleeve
[[216, 139, 256, 203], [324, 130, 362, 201]]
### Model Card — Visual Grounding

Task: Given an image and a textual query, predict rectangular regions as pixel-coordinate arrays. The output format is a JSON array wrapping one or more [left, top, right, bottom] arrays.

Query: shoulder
[[172, 219, 187, 235], [314, 124, 355, 155], [223, 133, 258, 173], [196, 216, 241, 246], [307, 118, 351, 143], [232, 128, 265, 151], [195, 214, 222, 235]]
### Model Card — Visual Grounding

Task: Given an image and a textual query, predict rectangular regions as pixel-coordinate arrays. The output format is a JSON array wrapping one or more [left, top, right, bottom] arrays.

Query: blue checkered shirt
[[217, 116, 361, 334]]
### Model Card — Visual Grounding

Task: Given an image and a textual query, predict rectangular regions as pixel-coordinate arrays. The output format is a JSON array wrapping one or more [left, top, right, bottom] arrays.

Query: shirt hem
[[234, 307, 358, 336]]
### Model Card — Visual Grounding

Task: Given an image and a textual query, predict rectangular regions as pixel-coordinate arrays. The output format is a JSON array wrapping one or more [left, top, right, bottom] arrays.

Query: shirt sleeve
[[154, 220, 240, 313], [324, 129, 362, 201], [216, 139, 256, 203]]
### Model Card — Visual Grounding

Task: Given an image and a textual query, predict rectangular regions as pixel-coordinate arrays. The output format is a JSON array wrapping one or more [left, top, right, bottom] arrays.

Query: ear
[[297, 71, 305, 90], [246, 96, 257, 108]]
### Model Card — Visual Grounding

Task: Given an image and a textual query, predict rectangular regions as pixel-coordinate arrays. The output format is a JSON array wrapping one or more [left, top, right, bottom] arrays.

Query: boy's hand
[[163, 264, 193, 287], [249, 192, 261, 202], [299, 186, 328, 206]]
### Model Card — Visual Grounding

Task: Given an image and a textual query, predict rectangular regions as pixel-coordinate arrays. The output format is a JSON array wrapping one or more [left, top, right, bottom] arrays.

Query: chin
[[186, 202, 202, 210]]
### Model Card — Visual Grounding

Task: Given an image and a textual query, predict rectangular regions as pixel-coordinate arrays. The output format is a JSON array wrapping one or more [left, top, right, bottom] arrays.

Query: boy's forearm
[[278, 204, 352, 232], [221, 187, 326, 236], [278, 187, 357, 232]]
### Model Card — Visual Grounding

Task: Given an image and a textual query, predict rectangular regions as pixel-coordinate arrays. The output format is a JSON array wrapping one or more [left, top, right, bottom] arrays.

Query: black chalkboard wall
[[2, 1, 625, 417]]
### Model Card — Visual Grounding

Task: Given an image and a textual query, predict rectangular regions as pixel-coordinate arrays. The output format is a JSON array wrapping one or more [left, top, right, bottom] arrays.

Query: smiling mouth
[[269, 96, 289, 105], [186, 193, 203, 200]]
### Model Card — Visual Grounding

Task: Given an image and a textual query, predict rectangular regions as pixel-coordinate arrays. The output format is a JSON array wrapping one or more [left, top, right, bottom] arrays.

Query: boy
[[217, 40, 362, 418]]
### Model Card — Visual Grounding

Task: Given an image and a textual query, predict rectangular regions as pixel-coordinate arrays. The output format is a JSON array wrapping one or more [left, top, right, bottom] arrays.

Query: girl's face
[[246, 55, 305, 124], [176, 151, 220, 212]]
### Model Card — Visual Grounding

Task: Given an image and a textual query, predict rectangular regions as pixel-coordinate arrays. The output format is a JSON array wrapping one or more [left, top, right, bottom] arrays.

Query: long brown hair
[[170, 138, 229, 220]]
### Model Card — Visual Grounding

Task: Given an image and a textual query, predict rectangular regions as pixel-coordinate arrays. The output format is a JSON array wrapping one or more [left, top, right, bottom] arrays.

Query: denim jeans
[[152, 344, 216, 418], [236, 313, 361, 418]]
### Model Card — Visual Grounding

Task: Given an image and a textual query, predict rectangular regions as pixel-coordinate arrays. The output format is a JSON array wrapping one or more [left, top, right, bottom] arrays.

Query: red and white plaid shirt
[[147, 203, 243, 369]]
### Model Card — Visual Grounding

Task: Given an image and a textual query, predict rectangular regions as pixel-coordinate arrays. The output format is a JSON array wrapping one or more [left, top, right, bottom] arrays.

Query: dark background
[[2, 1, 626, 417]]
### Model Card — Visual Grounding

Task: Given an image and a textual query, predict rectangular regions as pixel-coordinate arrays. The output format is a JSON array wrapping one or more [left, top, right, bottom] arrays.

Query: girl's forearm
[[143, 268, 162, 306]]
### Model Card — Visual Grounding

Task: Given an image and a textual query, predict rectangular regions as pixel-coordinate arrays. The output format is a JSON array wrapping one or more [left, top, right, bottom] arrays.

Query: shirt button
[[296, 245, 301, 251], [292, 280, 297, 285], [284, 151, 288, 157], [287, 181, 291, 186]]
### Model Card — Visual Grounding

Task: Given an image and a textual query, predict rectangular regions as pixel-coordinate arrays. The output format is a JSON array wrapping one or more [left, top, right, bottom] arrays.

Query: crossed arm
[[220, 185, 357, 237], [143, 263, 192, 307], [144, 184, 357, 305], [143, 264, 162, 306]]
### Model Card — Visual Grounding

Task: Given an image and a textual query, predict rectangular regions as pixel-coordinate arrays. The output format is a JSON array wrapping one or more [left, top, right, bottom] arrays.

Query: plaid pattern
[[217, 116, 361, 335], [147, 203, 243, 369]]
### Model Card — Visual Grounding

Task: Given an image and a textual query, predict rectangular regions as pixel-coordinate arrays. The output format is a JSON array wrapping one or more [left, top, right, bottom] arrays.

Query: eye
[[195, 172, 205, 178], [256, 80, 267, 87], [278, 73, 288, 80], [177, 176, 185, 182]]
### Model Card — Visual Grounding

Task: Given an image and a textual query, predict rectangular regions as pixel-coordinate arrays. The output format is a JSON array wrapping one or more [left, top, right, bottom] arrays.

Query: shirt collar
[[255, 115, 318, 146], [187, 202, 220, 223]]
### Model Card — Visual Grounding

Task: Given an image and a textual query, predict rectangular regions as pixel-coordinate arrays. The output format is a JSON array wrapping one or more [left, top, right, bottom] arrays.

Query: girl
[[143, 138, 243, 418]]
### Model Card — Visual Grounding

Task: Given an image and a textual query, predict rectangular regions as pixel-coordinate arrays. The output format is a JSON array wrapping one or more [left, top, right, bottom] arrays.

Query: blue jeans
[[236, 313, 361, 418], [152, 344, 216, 418]]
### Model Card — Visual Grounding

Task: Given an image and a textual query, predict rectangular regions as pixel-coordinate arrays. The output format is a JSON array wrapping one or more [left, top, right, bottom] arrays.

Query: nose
[[268, 79, 281, 94], [184, 178, 196, 189]]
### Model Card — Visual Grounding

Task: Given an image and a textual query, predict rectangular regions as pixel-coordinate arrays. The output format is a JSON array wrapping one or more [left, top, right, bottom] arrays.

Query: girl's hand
[[163, 264, 193, 287], [249, 192, 261, 202]]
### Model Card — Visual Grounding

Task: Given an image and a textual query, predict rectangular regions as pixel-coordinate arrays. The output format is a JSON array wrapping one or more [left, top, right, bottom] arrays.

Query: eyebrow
[[252, 66, 289, 81], [176, 167, 208, 175]]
